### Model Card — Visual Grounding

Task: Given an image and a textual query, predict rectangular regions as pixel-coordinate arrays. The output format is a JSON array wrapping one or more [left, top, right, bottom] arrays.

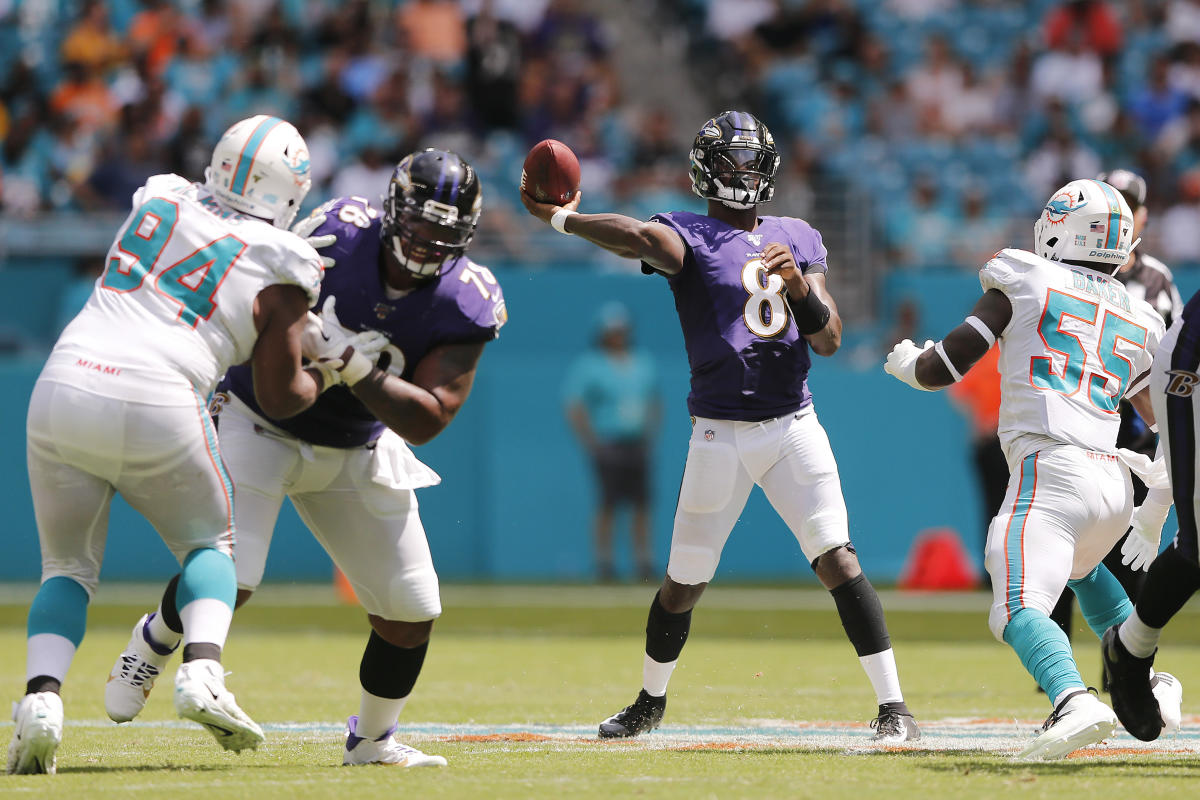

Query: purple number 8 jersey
[[649, 211, 829, 421]]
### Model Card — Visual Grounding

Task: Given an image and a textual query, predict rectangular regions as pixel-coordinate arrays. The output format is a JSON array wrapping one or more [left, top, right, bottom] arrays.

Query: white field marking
[[0, 583, 996, 612], [7, 718, 1200, 757]]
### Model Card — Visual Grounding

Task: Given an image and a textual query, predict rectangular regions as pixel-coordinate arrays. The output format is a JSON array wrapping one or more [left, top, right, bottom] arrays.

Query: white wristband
[[935, 341, 964, 382], [550, 208, 577, 235], [340, 350, 374, 386]]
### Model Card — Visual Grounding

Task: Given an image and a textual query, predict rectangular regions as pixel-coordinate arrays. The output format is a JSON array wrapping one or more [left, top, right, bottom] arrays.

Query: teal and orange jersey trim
[[1003, 452, 1039, 621]]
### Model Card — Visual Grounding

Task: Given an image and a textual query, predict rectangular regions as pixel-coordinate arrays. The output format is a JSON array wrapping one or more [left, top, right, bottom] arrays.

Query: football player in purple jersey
[[521, 111, 918, 743], [104, 149, 507, 767]]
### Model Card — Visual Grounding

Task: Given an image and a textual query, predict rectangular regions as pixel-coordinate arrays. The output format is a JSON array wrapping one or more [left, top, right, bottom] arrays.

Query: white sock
[[357, 689, 408, 740], [26, 633, 76, 684], [859, 649, 904, 705], [642, 654, 677, 698], [146, 610, 182, 651], [1119, 610, 1162, 659], [179, 598, 233, 649]]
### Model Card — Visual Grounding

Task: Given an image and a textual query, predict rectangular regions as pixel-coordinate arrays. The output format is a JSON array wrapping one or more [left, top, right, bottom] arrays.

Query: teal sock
[[1068, 565, 1133, 639], [1003, 607, 1086, 702], [177, 548, 236, 612], [27, 576, 89, 645]]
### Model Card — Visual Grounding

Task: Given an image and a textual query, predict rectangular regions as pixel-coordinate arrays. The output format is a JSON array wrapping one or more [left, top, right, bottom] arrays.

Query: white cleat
[[173, 659, 264, 753], [1151, 672, 1183, 734], [106, 613, 175, 723], [7, 692, 63, 775], [342, 715, 447, 767], [1017, 690, 1116, 760]]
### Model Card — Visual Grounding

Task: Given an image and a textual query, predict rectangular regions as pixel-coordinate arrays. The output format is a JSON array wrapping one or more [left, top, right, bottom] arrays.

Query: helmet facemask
[[383, 194, 479, 279], [689, 111, 780, 209]]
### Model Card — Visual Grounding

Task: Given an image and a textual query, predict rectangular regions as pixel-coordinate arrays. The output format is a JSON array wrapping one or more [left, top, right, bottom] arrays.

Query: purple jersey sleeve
[[782, 217, 828, 275]]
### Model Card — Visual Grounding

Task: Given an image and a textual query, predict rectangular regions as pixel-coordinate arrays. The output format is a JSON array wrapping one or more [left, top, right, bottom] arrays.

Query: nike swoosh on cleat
[[206, 724, 235, 737], [208, 688, 221, 701]]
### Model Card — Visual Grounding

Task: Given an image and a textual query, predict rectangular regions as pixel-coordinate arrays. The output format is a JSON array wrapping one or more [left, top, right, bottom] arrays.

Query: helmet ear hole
[[1045, 236, 1058, 248]]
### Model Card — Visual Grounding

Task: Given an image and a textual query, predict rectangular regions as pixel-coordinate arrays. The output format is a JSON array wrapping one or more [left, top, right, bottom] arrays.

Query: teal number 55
[[102, 197, 247, 327], [1030, 289, 1147, 412]]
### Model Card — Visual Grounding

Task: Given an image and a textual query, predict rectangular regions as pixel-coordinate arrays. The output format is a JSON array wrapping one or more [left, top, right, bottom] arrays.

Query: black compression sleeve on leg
[[830, 573, 891, 657], [359, 630, 428, 700], [160, 573, 183, 634], [1134, 544, 1200, 630], [645, 590, 692, 664]]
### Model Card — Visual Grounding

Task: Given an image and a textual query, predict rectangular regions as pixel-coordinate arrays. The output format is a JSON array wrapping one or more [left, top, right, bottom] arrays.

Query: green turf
[[2, 584, 1200, 798]]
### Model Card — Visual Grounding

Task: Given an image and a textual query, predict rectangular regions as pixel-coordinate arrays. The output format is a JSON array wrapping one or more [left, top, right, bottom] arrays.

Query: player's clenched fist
[[883, 338, 935, 391], [302, 297, 389, 387]]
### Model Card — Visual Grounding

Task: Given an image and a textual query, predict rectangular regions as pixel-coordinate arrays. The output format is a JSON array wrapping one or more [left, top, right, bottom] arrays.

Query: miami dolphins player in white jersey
[[6, 114, 366, 774], [103, 149, 504, 768], [884, 179, 1183, 759]]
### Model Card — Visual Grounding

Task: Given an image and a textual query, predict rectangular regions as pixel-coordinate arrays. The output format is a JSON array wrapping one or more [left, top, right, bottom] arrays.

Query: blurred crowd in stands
[[4, 0, 1200, 271]]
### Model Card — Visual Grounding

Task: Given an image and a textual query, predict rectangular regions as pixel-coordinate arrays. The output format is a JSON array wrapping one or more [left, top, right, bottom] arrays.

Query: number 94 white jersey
[[982, 248, 1165, 468], [45, 174, 324, 401]]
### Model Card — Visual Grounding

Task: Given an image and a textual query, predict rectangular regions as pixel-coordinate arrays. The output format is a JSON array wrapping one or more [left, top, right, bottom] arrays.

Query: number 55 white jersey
[[983, 248, 1165, 468], [44, 173, 324, 402]]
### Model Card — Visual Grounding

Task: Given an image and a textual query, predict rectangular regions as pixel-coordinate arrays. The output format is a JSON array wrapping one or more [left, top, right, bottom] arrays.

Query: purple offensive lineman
[[105, 149, 505, 767], [521, 111, 918, 743]]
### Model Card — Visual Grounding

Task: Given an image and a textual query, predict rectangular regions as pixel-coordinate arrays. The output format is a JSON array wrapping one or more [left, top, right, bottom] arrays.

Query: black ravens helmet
[[383, 148, 482, 278], [689, 111, 780, 209]]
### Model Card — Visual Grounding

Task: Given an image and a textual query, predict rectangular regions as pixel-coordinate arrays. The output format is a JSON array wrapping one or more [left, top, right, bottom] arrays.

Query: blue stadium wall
[[1, 265, 1194, 585]]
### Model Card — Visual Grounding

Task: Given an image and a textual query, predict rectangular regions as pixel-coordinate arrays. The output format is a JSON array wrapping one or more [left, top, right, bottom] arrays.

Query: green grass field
[[3, 583, 1200, 799]]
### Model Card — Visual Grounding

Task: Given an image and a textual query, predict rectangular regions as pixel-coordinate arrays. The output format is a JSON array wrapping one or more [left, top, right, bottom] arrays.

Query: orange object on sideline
[[898, 528, 980, 590], [948, 345, 1001, 436], [334, 566, 358, 604]]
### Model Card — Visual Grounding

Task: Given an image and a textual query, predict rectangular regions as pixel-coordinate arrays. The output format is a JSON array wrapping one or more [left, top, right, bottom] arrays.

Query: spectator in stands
[[465, 0, 523, 130], [1044, 0, 1122, 59], [50, 61, 117, 135], [1024, 119, 1101, 199], [1160, 170, 1200, 262], [564, 302, 660, 583], [60, 0, 126, 74], [1166, 0, 1200, 45], [906, 36, 964, 133], [1030, 27, 1105, 106], [396, 0, 468, 66], [1127, 56, 1190, 140], [126, 0, 183, 76]]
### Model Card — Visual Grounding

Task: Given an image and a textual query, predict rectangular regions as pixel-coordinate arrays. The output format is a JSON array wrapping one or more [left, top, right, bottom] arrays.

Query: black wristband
[[789, 289, 830, 335]]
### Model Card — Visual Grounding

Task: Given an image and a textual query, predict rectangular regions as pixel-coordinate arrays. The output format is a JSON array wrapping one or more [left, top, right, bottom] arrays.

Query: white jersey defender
[[43, 172, 322, 402], [983, 247, 1164, 470]]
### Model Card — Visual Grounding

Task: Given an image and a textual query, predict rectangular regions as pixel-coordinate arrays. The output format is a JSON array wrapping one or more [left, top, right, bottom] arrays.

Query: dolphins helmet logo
[[1043, 189, 1086, 226]]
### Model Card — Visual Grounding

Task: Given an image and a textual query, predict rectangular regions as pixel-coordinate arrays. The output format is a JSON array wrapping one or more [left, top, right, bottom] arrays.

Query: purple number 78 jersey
[[649, 210, 829, 422], [221, 196, 508, 447]]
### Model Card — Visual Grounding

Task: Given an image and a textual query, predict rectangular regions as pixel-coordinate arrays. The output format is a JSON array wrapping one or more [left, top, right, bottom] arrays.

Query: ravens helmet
[[689, 111, 780, 209], [383, 149, 482, 278]]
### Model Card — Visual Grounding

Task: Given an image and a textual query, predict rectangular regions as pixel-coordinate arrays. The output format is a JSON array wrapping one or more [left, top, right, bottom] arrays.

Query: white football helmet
[[204, 115, 312, 229], [1033, 179, 1138, 272]]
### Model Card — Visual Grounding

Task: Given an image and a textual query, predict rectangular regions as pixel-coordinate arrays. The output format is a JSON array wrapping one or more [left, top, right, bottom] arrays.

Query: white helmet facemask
[[1033, 179, 1137, 273], [204, 115, 312, 229]]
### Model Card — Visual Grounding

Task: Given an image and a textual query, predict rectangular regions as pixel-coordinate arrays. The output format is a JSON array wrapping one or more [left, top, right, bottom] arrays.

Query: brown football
[[521, 139, 580, 204]]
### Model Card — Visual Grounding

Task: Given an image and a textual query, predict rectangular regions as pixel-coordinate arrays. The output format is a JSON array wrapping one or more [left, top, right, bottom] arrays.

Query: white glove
[[884, 339, 936, 391], [291, 212, 337, 268], [301, 297, 389, 386], [1123, 489, 1170, 572]]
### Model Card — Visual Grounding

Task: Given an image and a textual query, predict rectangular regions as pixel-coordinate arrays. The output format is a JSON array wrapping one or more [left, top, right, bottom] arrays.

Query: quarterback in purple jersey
[[521, 111, 918, 743], [104, 149, 505, 767]]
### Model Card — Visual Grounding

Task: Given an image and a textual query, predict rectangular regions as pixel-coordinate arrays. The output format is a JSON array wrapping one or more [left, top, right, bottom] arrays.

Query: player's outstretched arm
[[886, 289, 1012, 391], [519, 191, 686, 275], [350, 341, 486, 445], [251, 284, 324, 418]]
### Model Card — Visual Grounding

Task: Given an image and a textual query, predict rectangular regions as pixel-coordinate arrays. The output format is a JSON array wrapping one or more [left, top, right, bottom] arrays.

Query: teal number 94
[[1030, 289, 1147, 412], [101, 198, 246, 327]]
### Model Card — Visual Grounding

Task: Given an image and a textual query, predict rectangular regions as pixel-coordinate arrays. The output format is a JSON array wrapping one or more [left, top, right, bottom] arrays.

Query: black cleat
[[869, 707, 921, 744], [598, 690, 666, 739], [1101, 625, 1164, 742]]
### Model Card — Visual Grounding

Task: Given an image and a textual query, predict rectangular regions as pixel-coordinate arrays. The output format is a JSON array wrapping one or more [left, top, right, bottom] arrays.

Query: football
[[521, 139, 580, 205]]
